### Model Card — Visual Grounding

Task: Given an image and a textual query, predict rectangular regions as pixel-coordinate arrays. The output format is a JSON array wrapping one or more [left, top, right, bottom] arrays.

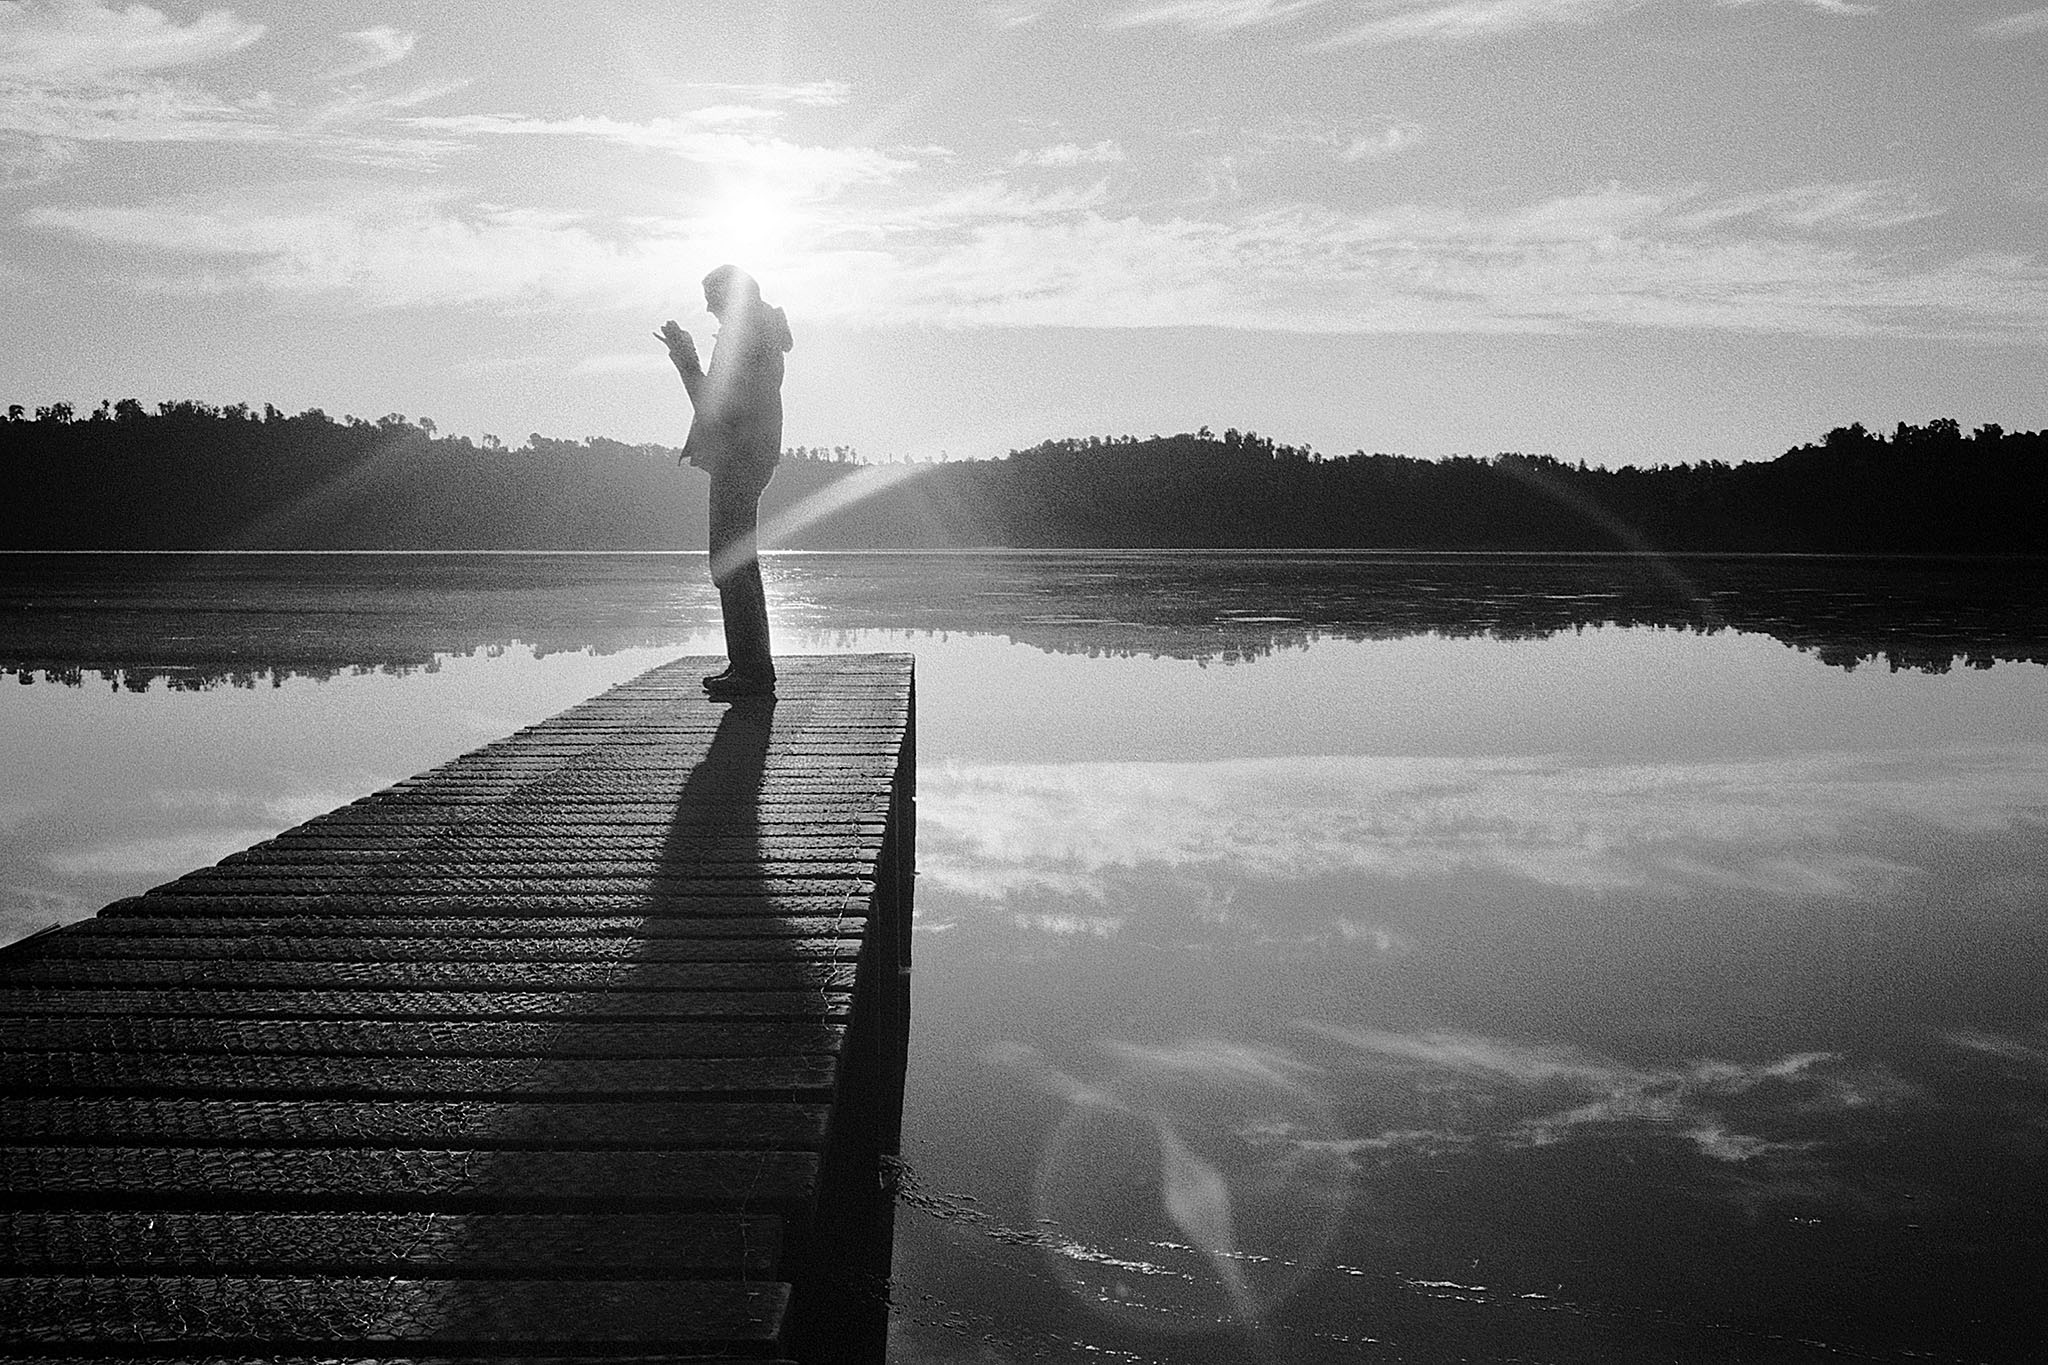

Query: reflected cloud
[[43, 827, 278, 878], [923, 747, 2048, 903], [1943, 1026, 2048, 1133], [1299, 1023, 1903, 1165], [1013, 911, 1123, 937], [1948, 1026, 2048, 1073]]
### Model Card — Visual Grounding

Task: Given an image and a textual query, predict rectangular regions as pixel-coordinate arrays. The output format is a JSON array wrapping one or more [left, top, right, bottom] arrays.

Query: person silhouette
[[656, 264, 793, 700]]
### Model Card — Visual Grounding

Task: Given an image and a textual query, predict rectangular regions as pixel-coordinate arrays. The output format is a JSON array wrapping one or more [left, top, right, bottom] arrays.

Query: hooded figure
[[656, 264, 793, 699]]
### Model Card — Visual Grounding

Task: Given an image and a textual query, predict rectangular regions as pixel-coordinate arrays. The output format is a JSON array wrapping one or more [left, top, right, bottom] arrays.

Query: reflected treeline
[[2, 552, 2042, 689]]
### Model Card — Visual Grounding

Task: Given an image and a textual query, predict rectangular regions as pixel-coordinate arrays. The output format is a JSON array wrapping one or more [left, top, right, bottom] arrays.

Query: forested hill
[[3, 401, 2043, 552]]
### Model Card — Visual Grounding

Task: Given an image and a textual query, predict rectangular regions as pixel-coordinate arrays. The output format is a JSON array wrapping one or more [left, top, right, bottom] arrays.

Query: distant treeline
[[3, 399, 2043, 551]]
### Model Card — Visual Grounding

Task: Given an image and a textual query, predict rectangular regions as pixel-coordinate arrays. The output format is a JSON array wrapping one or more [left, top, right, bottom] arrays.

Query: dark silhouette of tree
[[2, 402, 2043, 552]]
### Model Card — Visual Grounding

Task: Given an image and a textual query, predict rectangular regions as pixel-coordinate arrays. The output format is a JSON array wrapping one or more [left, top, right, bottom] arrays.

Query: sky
[[1, 0, 2044, 467]]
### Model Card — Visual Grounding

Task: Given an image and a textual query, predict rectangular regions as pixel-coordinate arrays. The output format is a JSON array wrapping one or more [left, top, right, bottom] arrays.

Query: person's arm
[[653, 320, 705, 408]]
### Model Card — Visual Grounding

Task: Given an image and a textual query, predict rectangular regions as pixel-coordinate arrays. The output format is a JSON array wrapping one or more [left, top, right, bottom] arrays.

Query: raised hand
[[654, 320, 699, 369]]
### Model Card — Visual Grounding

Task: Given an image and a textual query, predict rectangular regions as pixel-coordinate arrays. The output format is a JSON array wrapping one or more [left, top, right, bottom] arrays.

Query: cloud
[[871, 176, 1114, 228], [981, 2, 1049, 27], [320, 26, 416, 81], [674, 80, 852, 106], [571, 351, 669, 375], [0, 73, 278, 144], [0, 5, 444, 164], [1977, 7, 2048, 38], [1674, 180, 1944, 232], [1947, 1027, 2048, 1072], [918, 746, 2048, 902], [31, 167, 2045, 340], [870, 183, 2047, 336], [0, 127, 76, 178], [24, 182, 679, 307], [1011, 138, 1126, 168], [0, 0, 262, 81], [1319, 0, 1640, 48], [43, 827, 276, 877], [1301, 1024, 1900, 1163], [1316, 0, 1879, 48], [1343, 122, 1424, 160], [1723, 0, 1875, 12], [403, 112, 916, 200], [1105, 0, 1327, 34], [0, 1, 274, 147]]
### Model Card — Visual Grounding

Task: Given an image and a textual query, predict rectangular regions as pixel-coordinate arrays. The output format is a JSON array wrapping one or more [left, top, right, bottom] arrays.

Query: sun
[[700, 184, 801, 268]]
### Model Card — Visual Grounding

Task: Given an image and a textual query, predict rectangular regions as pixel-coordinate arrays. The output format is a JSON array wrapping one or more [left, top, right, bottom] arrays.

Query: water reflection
[[3, 551, 2042, 690], [5, 552, 2047, 1360]]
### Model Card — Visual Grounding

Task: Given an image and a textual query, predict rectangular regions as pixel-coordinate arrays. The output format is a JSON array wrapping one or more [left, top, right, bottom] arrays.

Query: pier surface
[[0, 653, 915, 1363]]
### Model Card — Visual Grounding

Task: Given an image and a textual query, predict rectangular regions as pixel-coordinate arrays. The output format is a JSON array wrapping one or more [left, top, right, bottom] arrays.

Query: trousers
[[707, 460, 776, 677]]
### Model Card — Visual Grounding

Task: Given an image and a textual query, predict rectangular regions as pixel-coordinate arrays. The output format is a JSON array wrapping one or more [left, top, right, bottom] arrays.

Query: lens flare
[[1024, 1041, 1351, 1339]]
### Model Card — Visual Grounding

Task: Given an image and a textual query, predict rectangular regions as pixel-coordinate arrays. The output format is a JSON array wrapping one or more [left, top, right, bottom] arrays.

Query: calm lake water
[[3, 551, 2046, 1363]]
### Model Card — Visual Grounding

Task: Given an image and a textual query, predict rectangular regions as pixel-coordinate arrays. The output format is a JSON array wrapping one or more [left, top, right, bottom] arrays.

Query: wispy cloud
[[1343, 121, 1424, 160], [0, 5, 451, 166], [402, 112, 916, 200], [1316, 0, 1879, 48], [1105, 0, 1327, 35], [1977, 7, 2048, 38], [570, 351, 669, 376], [43, 828, 277, 878], [0, 0, 263, 81], [822, 182, 2045, 336], [29, 163, 2043, 339], [1723, 0, 1876, 13], [982, 1, 1050, 27], [319, 26, 417, 82], [673, 80, 852, 107], [0, 0, 271, 147], [25, 182, 674, 307], [1318, 0, 1640, 48], [1674, 179, 1944, 232], [0, 74, 280, 144], [1011, 138, 1126, 167], [0, 128, 78, 181]]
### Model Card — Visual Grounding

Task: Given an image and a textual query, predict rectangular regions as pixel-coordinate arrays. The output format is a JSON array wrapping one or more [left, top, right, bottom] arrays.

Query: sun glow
[[698, 184, 803, 269]]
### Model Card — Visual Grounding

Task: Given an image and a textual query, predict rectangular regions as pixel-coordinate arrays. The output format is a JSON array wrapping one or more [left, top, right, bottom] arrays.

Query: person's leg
[[707, 464, 775, 691], [705, 470, 745, 682]]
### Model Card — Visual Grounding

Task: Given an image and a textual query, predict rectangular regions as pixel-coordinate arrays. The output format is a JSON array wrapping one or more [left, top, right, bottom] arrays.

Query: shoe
[[701, 666, 733, 689], [704, 671, 776, 700]]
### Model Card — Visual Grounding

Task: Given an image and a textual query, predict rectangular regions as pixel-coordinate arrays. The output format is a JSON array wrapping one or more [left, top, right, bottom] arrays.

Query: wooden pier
[[0, 653, 915, 1363]]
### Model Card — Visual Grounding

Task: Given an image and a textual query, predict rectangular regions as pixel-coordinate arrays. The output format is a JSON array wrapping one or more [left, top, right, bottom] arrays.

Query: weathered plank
[[25, 934, 865, 963], [0, 1276, 790, 1347], [0, 1053, 842, 1098], [0, 1017, 850, 1057], [58, 914, 871, 939], [0, 1146, 823, 1207], [0, 958, 864, 991], [0, 987, 854, 1019], [0, 1211, 786, 1274], [0, 1098, 831, 1149], [96, 893, 881, 918]]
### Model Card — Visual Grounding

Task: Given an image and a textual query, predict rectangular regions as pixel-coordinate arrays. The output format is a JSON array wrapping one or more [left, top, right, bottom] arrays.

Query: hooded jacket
[[682, 301, 794, 474]]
